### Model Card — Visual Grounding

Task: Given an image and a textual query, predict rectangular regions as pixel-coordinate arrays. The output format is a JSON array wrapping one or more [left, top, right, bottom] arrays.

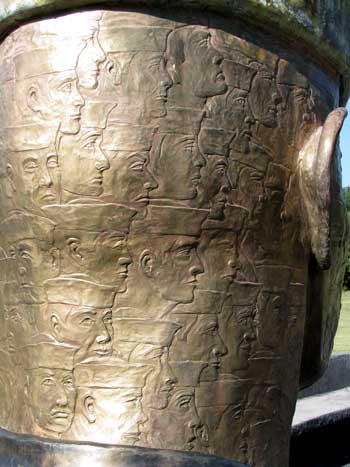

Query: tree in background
[[343, 187, 350, 289]]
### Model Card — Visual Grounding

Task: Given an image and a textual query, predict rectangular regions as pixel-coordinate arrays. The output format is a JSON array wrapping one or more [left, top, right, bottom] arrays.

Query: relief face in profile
[[70, 362, 150, 445], [76, 27, 106, 90], [197, 154, 231, 219], [256, 291, 286, 350], [58, 128, 110, 199], [236, 166, 266, 219], [75, 386, 147, 444], [5, 305, 37, 353], [150, 134, 204, 201], [123, 52, 172, 118], [224, 306, 256, 372], [131, 346, 176, 410], [59, 232, 131, 290], [136, 234, 204, 304], [248, 68, 281, 129], [18, 69, 85, 135], [199, 230, 240, 292], [83, 234, 131, 290], [105, 148, 158, 206], [42, 203, 135, 290], [147, 387, 202, 451], [226, 89, 255, 154], [170, 313, 227, 382], [102, 123, 158, 208], [166, 27, 227, 106], [47, 304, 114, 359], [40, 72, 85, 135]]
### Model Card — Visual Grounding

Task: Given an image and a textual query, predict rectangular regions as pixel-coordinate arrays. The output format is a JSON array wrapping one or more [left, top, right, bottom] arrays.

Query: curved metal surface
[[0, 428, 248, 467], [0, 1, 350, 103], [0, 7, 347, 467]]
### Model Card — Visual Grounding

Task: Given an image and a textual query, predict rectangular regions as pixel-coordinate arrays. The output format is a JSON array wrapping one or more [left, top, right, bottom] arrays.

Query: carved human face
[[76, 33, 106, 90], [31, 71, 85, 135], [147, 387, 202, 451], [198, 155, 231, 219], [5, 305, 36, 353], [126, 53, 172, 118], [49, 305, 113, 358], [149, 235, 204, 304], [256, 291, 286, 348], [227, 307, 255, 371], [237, 166, 266, 218], [105, 149, 158, 206], [265, 183, 285, 211], [8, 239, 58, 287], [282, 86, 314, 141], [152, 134, 204, 201], [27, 368, 76, 435], [172, 314, 227, 381], [82, 387, 146, 444], [59, 129, 110, 198], [249, 69, 281, 128], [196, 396, 242, 455], [69, 232, 131, 290], [199, 230, 239, 291], [227, 89, 255, 153], [9, 148, 60, 208], [184, 30, 227, 98], [214, 383, 248, 454], [132, 346, 176, 410]]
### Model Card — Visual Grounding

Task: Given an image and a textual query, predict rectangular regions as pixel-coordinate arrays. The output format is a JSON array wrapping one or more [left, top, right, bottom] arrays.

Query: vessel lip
[[0, 0, 350, 103]]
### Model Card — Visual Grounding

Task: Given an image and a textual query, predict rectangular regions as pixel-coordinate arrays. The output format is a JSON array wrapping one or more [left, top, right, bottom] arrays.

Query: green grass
[[333, 291, 350, 353]]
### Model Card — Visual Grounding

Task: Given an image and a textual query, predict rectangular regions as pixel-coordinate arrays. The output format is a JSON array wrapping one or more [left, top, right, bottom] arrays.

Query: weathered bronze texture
[[0, 4, 348, 467]]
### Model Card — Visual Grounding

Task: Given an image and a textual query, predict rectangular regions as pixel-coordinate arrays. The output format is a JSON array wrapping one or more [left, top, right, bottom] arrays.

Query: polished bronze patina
[[0, 2, 348, 467]]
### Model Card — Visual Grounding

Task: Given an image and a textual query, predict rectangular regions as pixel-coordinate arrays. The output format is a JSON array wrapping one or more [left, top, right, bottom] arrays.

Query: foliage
[[344, 249, 350, 290], [343, 187, 350, 290], [344, 187, 350, 213]]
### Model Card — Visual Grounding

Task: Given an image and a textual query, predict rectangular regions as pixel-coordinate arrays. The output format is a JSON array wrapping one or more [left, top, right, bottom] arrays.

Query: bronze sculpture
[[0, 2, 349, 467]]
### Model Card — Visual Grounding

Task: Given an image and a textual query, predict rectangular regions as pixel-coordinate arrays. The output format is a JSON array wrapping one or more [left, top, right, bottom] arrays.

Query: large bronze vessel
[[0, 1, 349, 466]]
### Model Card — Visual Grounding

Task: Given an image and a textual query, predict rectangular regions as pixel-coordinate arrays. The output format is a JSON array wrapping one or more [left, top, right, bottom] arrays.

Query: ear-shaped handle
[[299, 107, 347, 269]]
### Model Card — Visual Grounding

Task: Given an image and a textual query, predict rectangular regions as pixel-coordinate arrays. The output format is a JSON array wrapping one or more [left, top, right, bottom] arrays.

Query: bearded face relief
[[0, 8, 346, 467]]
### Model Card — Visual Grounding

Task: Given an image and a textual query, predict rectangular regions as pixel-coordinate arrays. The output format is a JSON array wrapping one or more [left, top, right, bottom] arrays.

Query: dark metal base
[[0, 428, 247, 467], [291, 415, 350, 467]]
